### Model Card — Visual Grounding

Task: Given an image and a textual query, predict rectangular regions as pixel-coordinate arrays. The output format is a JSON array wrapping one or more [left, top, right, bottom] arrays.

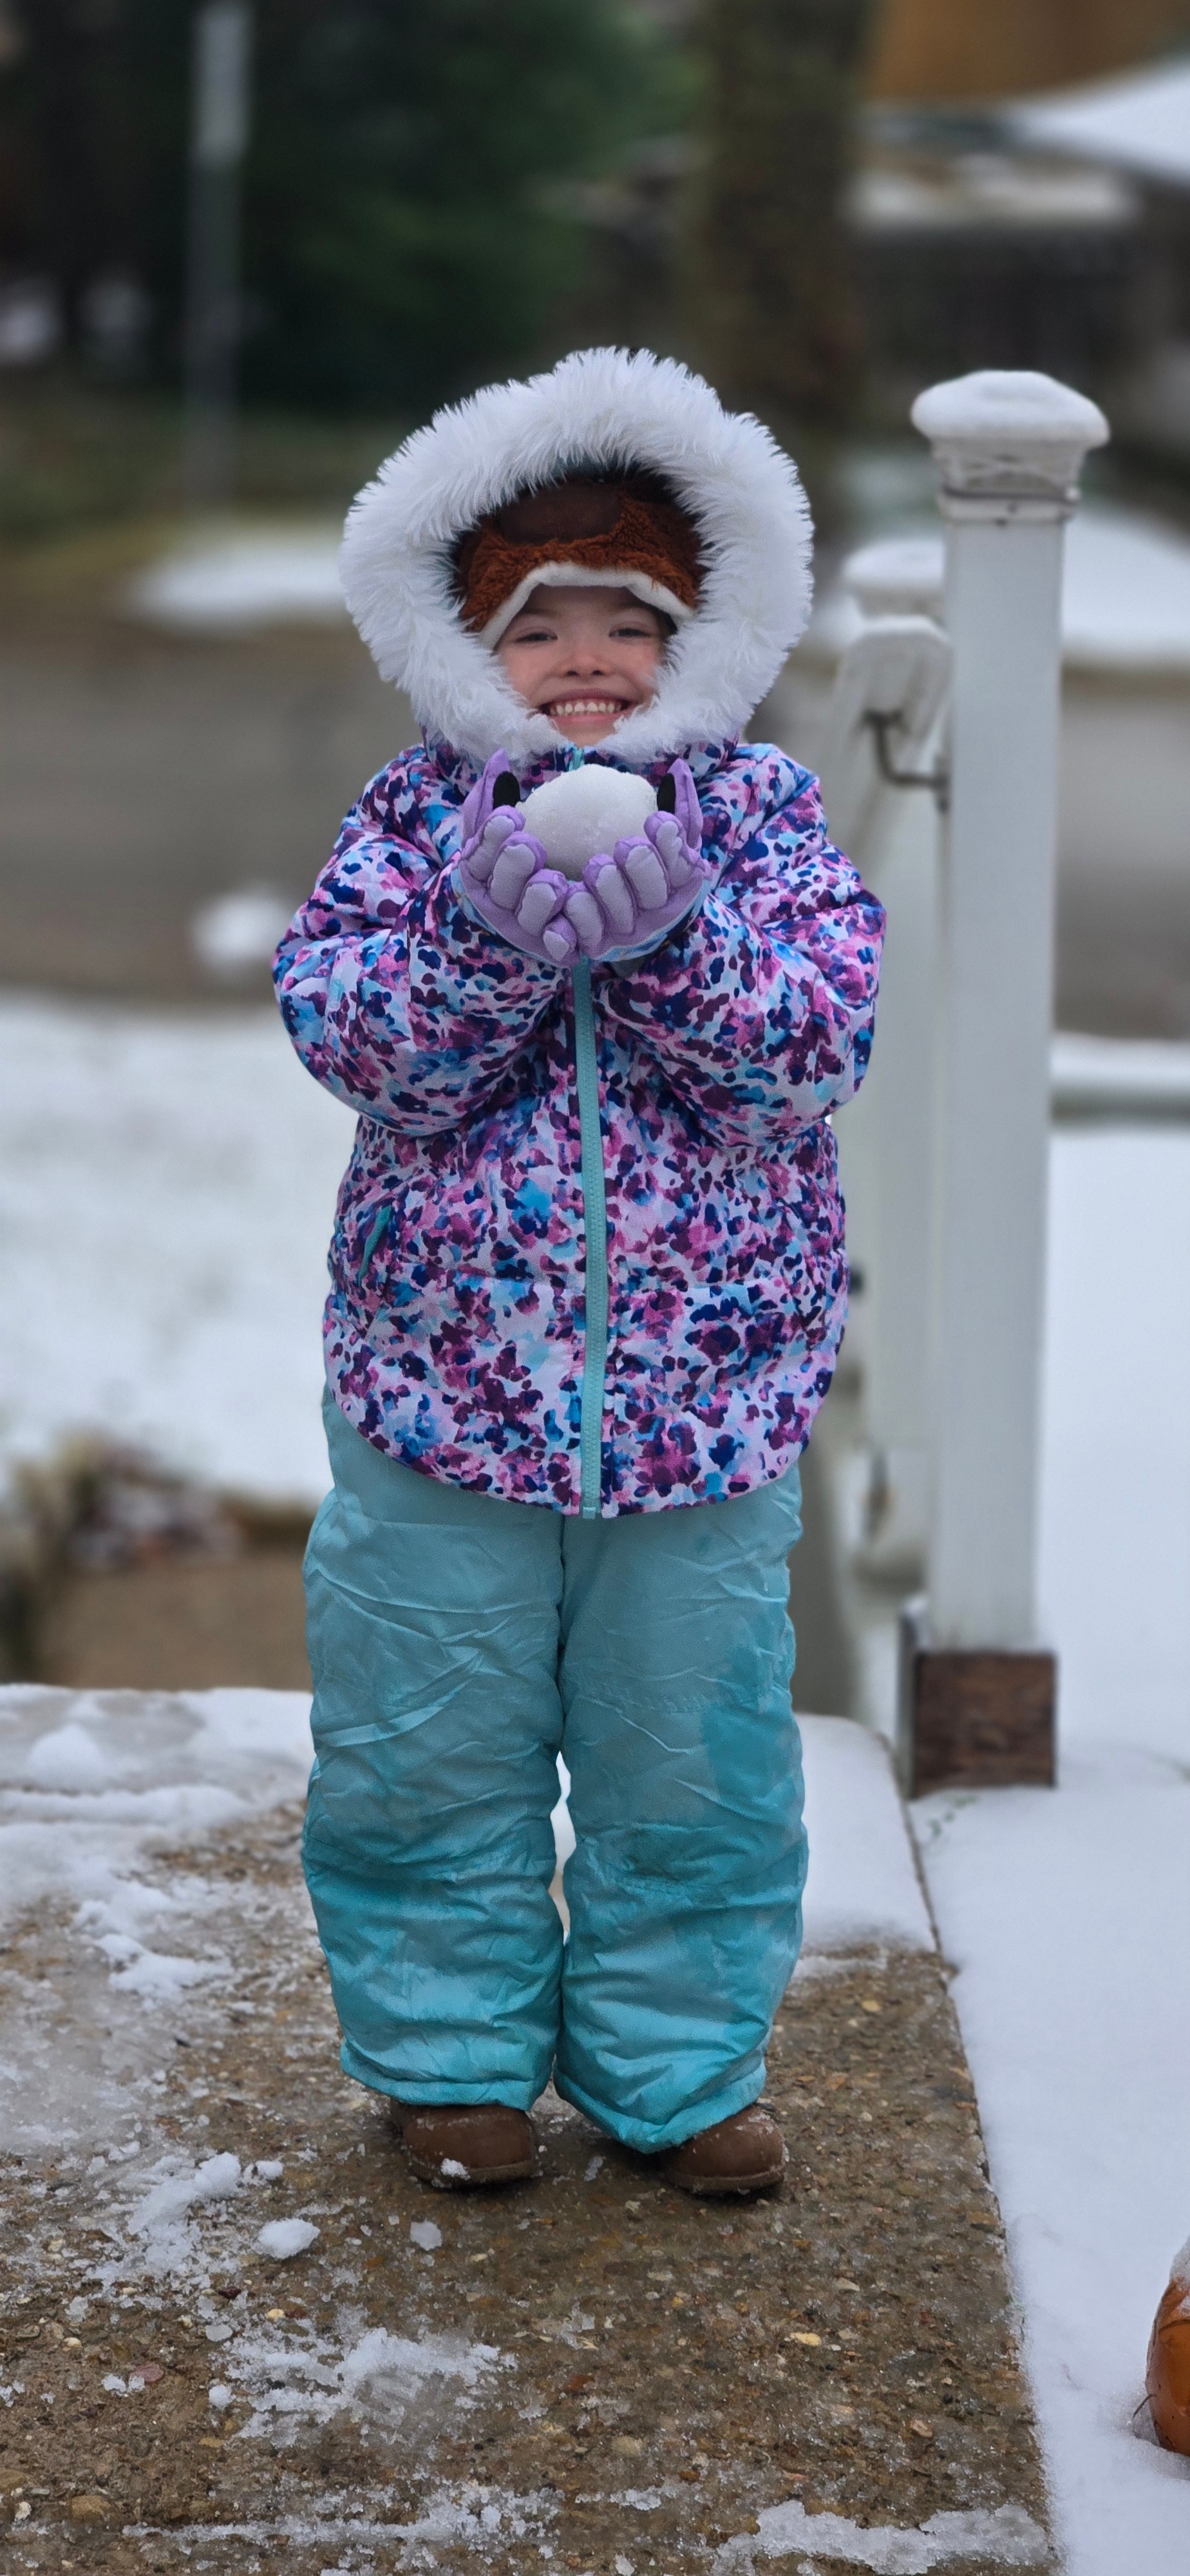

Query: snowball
[[249, 2159, 284, 2183], [410, 2219, 442, 2250], [520, 768, 656, 879], [208, 2382, 232, 2410], [24, 1721, 113, 1793], [256, 2217, 319, 2259]]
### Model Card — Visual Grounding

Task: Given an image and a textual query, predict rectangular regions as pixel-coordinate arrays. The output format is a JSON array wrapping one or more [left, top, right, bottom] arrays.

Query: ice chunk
[[256, 2217, 319, 2259]]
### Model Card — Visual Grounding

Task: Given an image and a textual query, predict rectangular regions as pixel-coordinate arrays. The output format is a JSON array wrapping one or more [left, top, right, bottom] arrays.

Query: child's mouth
[[545, 696, 630, 724]]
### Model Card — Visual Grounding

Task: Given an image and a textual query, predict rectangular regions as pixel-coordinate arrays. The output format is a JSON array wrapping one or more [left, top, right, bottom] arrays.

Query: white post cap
[[843, 535, 944, 620], [911, 369, 1109, 521]]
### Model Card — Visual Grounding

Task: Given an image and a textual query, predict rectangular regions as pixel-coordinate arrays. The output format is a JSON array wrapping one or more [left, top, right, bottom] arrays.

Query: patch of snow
[[133, 2150, 242, 2231], [1040, 1126, 1190, 1754], [0, 1685, 312, 1937], [410, 2219, 442, 2251], [914, 1748, 1190, 2576], [256, 2217, 319, 2259], [123, 525, 347, 635], [191, 884, 299, 978], [911, 368, 1107, 457], [339, 2327, 499, 2407], [1007, 58, 1190, 193], [798, 1716, 932, 1953], [134, 2483, 553, 2552], [24, 1721, 113, 1794], [1050, 1032, 1190, 1120], [716, 2497, 1050, 2568], [1061, 510, 1190, 672], [224, 2324, 506, 2443], [208, 2382, 232, 2409], [827, 506, 1190, 676], [0, 994, 352, 1504]]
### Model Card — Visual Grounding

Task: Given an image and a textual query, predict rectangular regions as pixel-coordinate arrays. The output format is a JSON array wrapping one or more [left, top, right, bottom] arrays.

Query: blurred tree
[[0, 0, 681, 411], [689, 0, 873, 442]]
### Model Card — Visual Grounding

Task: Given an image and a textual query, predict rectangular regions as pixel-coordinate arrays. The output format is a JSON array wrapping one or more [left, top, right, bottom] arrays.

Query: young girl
[[274, 347, 883, 2196]]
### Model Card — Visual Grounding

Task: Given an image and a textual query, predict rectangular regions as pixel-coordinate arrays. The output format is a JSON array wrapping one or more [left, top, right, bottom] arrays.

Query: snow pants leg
[[302, 1397, 806, 2154]]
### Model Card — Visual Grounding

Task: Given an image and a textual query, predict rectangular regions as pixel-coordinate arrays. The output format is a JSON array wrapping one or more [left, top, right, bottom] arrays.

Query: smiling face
[[494, 584, 668, 745]]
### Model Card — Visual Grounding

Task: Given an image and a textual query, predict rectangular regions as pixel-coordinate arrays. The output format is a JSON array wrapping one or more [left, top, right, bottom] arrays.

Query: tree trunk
[[689, 0, 872, 444], [15, 0, 106, 345]]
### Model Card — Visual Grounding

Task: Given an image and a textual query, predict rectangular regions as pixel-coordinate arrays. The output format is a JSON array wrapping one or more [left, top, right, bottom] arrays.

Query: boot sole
[[663, 2160, 786, 2198], [404, 2148, 538, 2188]]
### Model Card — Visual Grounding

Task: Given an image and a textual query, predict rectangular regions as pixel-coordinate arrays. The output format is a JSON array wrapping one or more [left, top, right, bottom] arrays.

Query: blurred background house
[[1, 0, 1189, 1717]]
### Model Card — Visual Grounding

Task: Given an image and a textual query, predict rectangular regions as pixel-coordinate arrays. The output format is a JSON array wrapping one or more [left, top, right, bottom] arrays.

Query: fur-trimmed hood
[[338, 346, 815, 771]]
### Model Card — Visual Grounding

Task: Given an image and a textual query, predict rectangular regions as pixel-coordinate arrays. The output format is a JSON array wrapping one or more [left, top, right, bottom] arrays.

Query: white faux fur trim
[[478, 562, 694, 648], [339, 347, 815, 769]]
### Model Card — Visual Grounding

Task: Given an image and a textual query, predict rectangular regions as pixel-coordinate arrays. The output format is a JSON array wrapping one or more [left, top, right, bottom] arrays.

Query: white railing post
[[831, 542, 949, 1583], [900, 370, 1108, 1793]]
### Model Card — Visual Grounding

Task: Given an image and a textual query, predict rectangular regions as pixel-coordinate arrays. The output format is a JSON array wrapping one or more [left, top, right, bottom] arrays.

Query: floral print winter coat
[[274, 737, 883, 1516]]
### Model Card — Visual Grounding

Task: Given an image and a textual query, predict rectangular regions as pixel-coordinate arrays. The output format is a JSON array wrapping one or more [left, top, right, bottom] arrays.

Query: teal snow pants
[[302, 1396, 806, 2154]]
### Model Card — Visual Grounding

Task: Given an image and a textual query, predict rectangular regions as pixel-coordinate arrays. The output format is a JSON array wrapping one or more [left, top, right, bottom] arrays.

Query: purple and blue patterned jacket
[[274, 736, 883, 1517]]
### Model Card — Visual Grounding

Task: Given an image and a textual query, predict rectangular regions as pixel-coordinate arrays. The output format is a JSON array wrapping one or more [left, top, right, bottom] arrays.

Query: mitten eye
[[492, 772, 522, 808], [656, 772, 677, 814]]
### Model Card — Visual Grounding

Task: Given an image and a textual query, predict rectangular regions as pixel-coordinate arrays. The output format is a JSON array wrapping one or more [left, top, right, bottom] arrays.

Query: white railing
[[824, 370, 1110, 1788]]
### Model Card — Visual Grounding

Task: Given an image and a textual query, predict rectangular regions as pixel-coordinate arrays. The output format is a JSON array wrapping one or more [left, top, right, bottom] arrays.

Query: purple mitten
[[562, 759, 710, 961], [455, 751, 578, 965]]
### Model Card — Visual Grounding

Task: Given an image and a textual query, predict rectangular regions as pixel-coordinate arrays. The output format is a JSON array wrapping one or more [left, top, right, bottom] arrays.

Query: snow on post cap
[[843, 536, 944, 620], [911, 370, 1108, 516]]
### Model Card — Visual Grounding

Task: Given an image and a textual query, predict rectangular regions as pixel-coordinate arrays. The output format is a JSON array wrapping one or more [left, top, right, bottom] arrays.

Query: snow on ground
[[915, 1753, 1190, 2574], [1039, 1121, 1190, 1756], [815, 504, 1190, 675], [914, 1115, 1190, 2570], [0, 1684, 313, 1937], [799, 1714, 932, 1953], [123, 524, 347, 635], [0, 994, 353, 1504]]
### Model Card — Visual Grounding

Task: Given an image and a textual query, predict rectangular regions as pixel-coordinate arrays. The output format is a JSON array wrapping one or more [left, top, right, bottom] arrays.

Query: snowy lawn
[[0, 994, 352, 1504]]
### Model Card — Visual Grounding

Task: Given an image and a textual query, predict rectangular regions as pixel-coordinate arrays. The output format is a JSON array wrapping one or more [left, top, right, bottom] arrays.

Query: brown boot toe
[[394, 2102, 538, 2188], [659, 2104, 785, 2197]]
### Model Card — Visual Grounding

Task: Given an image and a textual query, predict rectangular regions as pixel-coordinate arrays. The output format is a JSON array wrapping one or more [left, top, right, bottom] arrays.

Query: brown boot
[[393, 2101, 538, 2188], [659, 2104, 785, 2197]]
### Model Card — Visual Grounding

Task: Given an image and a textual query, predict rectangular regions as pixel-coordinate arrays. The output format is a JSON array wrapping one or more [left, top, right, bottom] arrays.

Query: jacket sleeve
[[272, 761, 562, 1135], [598, 757, 884, 1148]]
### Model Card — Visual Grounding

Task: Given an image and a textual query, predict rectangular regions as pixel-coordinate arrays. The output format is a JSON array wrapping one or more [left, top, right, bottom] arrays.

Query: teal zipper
[[571, 958, 609, 1519], [358, 1205, 390, 1280]]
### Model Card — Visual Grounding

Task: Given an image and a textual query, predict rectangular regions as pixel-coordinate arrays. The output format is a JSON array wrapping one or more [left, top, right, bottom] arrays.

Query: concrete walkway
[[0, 1692, 1053, 2573]]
